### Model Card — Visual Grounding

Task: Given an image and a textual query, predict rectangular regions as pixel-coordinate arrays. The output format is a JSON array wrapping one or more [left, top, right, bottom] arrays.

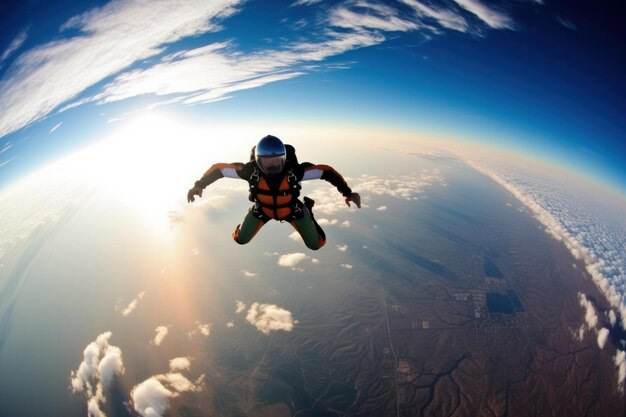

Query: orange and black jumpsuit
[[194, 160, 353, 250]]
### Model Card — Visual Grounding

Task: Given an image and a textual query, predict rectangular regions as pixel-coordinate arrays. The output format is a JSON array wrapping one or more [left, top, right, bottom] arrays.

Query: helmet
[[255, 135, 286, 176]]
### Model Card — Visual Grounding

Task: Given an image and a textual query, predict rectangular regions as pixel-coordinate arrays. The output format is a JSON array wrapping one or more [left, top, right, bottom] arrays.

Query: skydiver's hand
[[187, 186, 203, 203], [345, 192, 361, 208]]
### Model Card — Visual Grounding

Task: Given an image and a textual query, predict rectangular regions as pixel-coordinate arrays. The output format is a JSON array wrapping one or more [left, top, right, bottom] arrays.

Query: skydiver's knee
[[232, 225, 251, 245]]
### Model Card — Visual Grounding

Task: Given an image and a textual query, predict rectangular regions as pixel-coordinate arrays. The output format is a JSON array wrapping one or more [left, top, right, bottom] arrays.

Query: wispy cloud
[[556, 16, 577, 31], [246, 302, 297, 334], [69, 332, 125, 417], [0, 0, 243, 138], [235, 300, 246, 314], [336, 244, 348, 252], [401, 0, 469, 32], [0, 28, 29, 64], [329, 1, 419, 32], [120, 291, 145, 316], [49, 122, 62, 133], [453, 0, 515, 29], [340, 263, 353, 269], [0, 0, 526, 139]]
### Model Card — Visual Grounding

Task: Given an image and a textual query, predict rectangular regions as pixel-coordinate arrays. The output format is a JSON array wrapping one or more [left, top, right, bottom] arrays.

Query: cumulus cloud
[[340, 220, 350, 228], [578, 293, 598, 329], [169, 357, 191, 372], [289, 231, 301, 241], [131, 358, 204, 417], [278, 252, 309, 268], [235, 300, 246, 314], [597, 327, 610, 349], [131, 378, 174, 417], [467, 160, 626, 330], [376, 205, 387, 211], [336, 244, 348, 252], [246, 303, 296, 335], [121, 291, 145, 316], [153, 326, 169, 346], [614, 351, 626, 391], [188, 321, 211, 337], [341, 263, 353, 269], [70, 332, 125, 417]]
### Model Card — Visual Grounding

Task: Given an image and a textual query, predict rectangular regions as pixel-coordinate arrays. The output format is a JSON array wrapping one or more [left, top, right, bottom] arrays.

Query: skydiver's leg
[[291, 203, 326, 250], [233, 208, 266, 244]]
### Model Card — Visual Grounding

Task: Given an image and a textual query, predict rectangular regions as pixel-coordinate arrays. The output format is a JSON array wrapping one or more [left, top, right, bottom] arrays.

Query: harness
[[248, 167, 302, 222]]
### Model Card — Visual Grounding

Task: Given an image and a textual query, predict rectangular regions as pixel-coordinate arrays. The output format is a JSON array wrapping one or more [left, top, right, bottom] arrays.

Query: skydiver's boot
[[303, 197, 326, 243]]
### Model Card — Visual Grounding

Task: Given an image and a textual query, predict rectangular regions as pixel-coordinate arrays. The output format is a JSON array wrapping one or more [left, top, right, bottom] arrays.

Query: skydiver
[[187, 135, 361, 250]]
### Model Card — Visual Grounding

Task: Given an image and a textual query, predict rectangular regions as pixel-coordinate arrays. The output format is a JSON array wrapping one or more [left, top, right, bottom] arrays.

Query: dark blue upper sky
[[0, 0, 625, 190]]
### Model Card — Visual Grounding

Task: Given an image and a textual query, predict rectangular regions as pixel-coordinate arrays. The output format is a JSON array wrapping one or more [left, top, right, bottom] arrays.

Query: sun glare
[[61, 110, 256, 235]]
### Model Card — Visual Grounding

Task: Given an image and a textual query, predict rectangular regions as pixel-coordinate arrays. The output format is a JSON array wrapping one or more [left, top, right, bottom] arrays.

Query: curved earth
[[0, 139, 623, 417]]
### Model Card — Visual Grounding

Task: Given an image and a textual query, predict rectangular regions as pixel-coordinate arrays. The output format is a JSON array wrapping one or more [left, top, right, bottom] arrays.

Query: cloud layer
[[0, 0, 528, 139], [467, 158, 626, 390]]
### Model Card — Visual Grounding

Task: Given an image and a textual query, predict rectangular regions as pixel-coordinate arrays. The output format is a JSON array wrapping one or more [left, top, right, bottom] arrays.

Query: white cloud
[[292, 0, 323, 6], [153, 326, 169, 346], [49, 122, 62, 133], [578, 293, 598, 330], [198, 322, 211, 336], [246, 303, 296, 335], [121, 291, 145, 316], [289, 231, 301, 241], [242, 270, 258, 277], [188, 321, 211, 337], [131, 378, 174, 417], [340, 220, 350, 228], [609, 310, 617, 327], [131, 358, 204, 417], [226, 321, 235, 328], [467, 160, 626, 330], [556, 16, 577, 31], [376, 205, 387, 211], [453, 0, 514, 29], [169, 357, 191, 372], [329, 2, 419, 32], [1, 28, 28, 63], [614, 350, 626, 391], [0, 0, 531, 140], [235, 300, 246, 314], [70, 332, 125, 416], [341, 263, 353, 269], [0, 0, 243, 138], [336, 244, 348, 252], [278, 252, 308, 268], [597, 328, 610, 349], [401, 0, 469, 32]]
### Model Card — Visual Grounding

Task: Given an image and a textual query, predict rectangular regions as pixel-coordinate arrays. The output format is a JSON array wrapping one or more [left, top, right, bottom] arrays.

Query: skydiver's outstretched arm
[[187, 162, 245, 203], [300, 163, 361, 209]]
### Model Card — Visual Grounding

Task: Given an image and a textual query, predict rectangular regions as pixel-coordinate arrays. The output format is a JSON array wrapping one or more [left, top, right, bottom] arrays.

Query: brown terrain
[[171, 163, 624, 417]]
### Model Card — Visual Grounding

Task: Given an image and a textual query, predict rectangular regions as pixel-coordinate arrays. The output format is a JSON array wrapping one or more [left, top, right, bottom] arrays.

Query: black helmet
[[255, 135, 286, 176]]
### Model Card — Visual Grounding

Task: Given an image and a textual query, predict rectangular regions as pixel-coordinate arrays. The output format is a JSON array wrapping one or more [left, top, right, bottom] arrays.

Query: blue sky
[[0, 0, 624, 190]]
